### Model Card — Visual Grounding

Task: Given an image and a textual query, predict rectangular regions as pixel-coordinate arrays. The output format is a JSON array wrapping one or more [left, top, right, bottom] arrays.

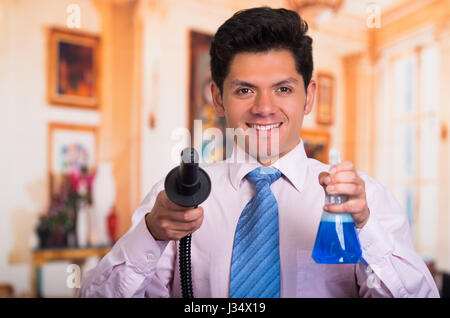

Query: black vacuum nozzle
[[177, 148, 200, 195], [165, 147, 211, 207]]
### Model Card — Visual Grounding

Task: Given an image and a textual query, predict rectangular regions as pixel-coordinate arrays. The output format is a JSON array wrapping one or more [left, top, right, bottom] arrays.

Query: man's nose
[[250, 90, 277, 116]]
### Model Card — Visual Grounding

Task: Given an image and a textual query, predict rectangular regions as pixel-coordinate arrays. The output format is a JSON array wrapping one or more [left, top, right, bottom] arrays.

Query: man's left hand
[[318, 161, 370, 229]]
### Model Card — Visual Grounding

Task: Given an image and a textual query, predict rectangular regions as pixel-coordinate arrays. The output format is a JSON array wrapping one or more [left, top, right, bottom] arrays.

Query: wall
[[93, 0, 142, 238], [437, 18, 450, 273], [306, 29, 353, 157], [0, 0, 100, 297], [140, 0, 236, 198]]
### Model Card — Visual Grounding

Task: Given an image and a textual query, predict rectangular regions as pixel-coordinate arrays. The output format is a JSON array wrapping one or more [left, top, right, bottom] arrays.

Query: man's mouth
[[246, 122, 282, 131]]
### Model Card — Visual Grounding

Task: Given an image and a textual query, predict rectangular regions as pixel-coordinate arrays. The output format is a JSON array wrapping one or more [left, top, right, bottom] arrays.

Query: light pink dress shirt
[[79, 140, 439, 298]]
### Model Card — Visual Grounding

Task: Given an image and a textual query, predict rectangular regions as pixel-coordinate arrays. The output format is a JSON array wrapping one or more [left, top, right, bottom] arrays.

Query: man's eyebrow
[[229, 78, 299, 88], [229, 80, 257, 88], [272, 77, 298, 87]]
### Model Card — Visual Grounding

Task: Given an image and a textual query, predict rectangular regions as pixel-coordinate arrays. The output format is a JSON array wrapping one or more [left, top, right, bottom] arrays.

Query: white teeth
[[248, 123, 281, 130]]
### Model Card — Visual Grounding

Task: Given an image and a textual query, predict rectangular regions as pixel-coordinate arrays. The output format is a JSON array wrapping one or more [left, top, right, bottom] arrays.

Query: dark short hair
[[210, 7, 313, 94]]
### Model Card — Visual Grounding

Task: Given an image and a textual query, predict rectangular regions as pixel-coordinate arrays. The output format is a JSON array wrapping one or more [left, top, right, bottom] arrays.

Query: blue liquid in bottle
[[312, 197, 362, 264], [312, 149, 362, 264]]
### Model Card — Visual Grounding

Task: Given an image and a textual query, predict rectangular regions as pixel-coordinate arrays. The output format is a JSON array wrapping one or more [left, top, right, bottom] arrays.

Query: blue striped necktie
[[229, 166, 282, 298]]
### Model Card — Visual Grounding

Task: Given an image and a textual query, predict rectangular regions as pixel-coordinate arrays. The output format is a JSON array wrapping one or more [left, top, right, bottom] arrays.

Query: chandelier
[[287, 0, 344, 27]]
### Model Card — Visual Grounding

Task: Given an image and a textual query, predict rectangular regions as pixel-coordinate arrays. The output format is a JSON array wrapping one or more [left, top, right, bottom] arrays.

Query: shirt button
[[146, 253, 155, 261]]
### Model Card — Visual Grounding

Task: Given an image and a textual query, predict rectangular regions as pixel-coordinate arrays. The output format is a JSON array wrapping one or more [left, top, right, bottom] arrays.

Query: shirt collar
[[226, 139, 309, 192]]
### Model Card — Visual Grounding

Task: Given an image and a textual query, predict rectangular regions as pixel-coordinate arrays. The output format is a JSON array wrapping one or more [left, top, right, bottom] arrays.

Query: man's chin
[[248, 142, 282, 165], [256, 153, 280, 166]]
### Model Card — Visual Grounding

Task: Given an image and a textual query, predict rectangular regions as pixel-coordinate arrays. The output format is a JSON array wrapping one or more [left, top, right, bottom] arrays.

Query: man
[[79, 7, 439, 297]]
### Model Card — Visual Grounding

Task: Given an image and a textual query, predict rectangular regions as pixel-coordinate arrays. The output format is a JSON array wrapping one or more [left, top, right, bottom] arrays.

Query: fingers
[[147, 190, 205, 241], [329, 160, 355, 174], [318, 172, 330, 187], [159, 191, 189, 211], [320, 161, 371, 228], [321, 161, 360, 186], [167, 206, 204, 224], [324, 198, 368, 214], [331, 171, 361, 184], [325, 182, 364, 196], [324, 199, 370, 228], [322, 161, 365, 196], [159, 191, 203, 222], [159, 211, 204, 233]]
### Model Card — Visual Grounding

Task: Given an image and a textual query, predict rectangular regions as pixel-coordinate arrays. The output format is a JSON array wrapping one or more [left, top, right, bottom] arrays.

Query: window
[[391, 45, 439, 254]]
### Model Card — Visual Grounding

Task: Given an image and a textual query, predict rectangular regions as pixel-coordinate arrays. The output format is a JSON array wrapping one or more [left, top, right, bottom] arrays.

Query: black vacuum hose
[[179, 234, 194, 298]]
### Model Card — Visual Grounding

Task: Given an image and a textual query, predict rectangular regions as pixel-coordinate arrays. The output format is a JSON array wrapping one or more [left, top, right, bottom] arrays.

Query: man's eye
[[277, 87, 292, 93], [236, 88, 253, 95]]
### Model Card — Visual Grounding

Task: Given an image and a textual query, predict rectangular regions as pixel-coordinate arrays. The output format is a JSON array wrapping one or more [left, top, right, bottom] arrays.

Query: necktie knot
[[246, 166, 282, 187]]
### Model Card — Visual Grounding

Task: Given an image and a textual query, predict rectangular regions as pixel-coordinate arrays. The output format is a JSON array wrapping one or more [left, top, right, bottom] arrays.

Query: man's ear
[[210, 81, 225, 117], [304, 80, 316, 115]]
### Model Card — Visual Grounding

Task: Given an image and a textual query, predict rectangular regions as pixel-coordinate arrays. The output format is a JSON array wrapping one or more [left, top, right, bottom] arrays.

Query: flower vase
[[76, 202, 90, 248], [90, 163, 116, 246]]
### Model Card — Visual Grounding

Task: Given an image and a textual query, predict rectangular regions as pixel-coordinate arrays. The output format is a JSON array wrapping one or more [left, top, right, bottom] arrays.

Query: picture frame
[[188, 30, 228, 163], [47, 123, 98, 198], [300, 129, 331, 164], [47, 27, 100, 109], [316, 72, 334, 125]]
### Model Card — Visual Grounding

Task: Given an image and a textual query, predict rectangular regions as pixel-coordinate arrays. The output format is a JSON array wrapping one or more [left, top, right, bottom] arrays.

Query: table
[[31, 246, 111, 297]]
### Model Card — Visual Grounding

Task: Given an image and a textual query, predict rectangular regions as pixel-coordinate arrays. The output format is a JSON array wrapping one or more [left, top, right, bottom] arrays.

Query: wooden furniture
[[31, 246, 111, 298], [0, 284, 14, 298]]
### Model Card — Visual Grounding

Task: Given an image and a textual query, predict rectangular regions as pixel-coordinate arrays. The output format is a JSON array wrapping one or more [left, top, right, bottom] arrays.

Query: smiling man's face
[[211, 49, 316, 165]]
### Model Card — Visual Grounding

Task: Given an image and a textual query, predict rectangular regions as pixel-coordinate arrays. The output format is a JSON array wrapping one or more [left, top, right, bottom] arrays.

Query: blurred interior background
[[0, 0, 449, 298]]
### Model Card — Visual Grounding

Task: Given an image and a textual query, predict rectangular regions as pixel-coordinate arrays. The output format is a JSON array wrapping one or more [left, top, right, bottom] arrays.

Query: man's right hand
[[145, 190, 204, 241]]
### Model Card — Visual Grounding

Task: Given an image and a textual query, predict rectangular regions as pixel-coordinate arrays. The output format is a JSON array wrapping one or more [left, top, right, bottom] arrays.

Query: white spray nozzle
[[329, 148, 341, 166]]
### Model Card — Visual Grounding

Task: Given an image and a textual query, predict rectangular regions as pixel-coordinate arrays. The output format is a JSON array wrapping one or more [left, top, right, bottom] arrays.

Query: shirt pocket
[[296, 250, 358, 297]]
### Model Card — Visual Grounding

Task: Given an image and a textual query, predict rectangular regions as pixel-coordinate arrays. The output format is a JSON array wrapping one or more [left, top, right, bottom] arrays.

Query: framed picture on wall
[[47, 27, 100, 109], [48, 123, 98, 198], [188, 30, 228, 163], [301, 129, 330, 164], [316, 72, 334, 125]]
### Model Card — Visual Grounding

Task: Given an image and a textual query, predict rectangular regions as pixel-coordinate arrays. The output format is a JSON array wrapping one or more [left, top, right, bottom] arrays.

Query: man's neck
[[242, 139, 301, 166]]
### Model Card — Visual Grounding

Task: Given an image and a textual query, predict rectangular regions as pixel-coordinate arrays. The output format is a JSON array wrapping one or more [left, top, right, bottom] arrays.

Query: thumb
[[318, 171, 330, 190]]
